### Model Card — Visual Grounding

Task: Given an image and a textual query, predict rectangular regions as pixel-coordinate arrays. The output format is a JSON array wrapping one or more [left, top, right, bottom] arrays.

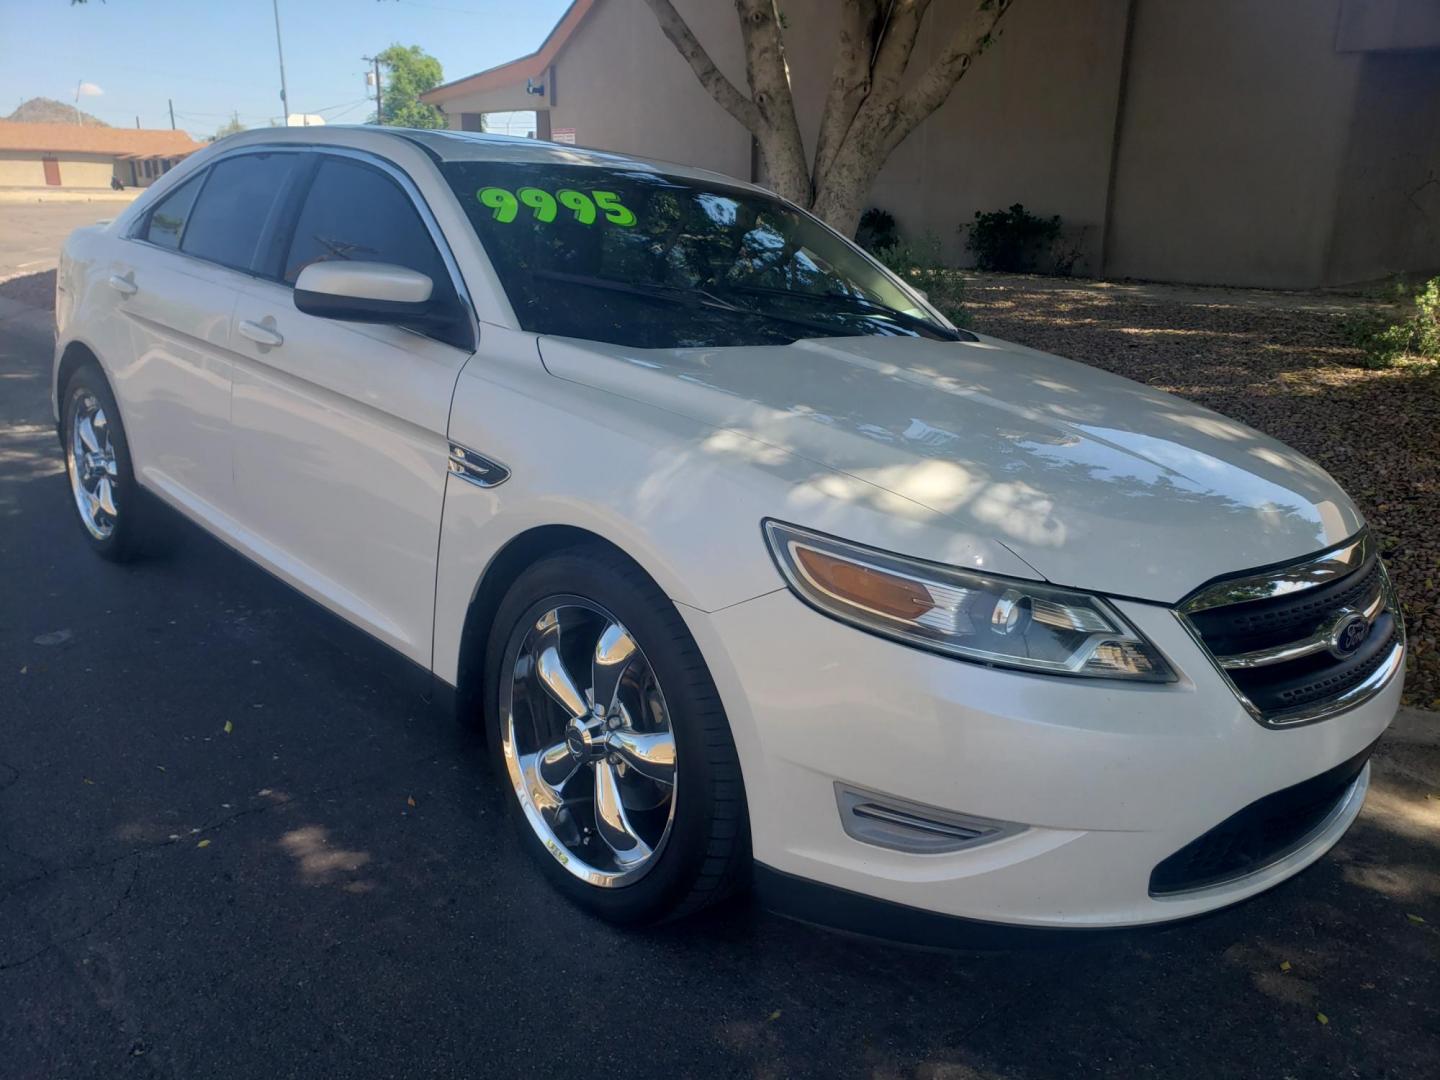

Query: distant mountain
[[5, 97, 109, 126]]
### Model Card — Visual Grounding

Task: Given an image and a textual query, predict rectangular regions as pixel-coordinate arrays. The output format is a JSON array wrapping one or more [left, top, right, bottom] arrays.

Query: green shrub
[[1342, 277, 1440, 369], [855, 207, 898, 253], [965, 203, 1061, 273], [874, 235, 970, 327]]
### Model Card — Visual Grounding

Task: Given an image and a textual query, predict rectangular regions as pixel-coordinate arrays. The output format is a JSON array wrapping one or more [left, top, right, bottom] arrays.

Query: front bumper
[[680, 587, 1401, 932]]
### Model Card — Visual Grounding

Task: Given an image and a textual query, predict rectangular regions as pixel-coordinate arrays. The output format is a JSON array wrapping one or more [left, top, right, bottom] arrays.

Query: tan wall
[[546, 0, 752, 178], [444, 80, 547, 119], [854, 0, 1128, 270], [438, 0, 1440, 288], [0, 152, 48, 186], [1105, 0, 1364, 287], [0, 151, 117, 188], [1326, 50, 1440, 282]]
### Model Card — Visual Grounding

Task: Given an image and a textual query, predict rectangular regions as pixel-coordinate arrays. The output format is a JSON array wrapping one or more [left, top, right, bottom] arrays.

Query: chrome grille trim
[[1177, 531, 1405, 728], [1216, 579, 1386, 670], [1180, 533, 1371, 615]]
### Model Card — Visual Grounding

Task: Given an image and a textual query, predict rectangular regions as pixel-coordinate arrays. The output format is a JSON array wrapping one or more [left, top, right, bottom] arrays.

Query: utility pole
[[271, 0, 290, 126], [168, 98, 176, 130], [74, 79, 83, 125], [363, 55, 383, 125]]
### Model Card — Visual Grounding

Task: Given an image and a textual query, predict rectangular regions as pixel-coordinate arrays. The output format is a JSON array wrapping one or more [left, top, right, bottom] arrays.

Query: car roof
[[215, 125, 765, 195]]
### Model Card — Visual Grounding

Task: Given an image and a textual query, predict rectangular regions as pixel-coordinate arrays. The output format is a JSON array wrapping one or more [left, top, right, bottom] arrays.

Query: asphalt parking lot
[[2, 207, 1438, 1079]]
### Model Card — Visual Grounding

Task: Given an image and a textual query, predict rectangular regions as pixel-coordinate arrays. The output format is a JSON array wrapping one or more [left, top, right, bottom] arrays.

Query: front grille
[[1188, 557, 1383, 656], [1178, 533, 1404, 727], [1150, 740, 1375, 895]]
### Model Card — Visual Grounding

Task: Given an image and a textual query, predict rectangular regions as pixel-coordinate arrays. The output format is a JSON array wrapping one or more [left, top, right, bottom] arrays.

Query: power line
[[325, 101, 370, 122]]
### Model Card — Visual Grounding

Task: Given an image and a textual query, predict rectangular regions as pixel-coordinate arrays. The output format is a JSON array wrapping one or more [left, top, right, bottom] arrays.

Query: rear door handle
[[107, 273, 137, 297], [238, 320, 284, 348]]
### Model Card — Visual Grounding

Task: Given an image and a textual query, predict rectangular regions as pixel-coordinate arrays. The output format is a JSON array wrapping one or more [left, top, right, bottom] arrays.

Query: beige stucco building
[[424, 0, 1440, 289], [0, 122, 202, 190]]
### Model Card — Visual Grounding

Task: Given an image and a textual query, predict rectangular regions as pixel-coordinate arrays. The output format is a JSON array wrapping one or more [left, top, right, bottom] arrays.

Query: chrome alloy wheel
[[500, 599, 678, 887], [65, 391, 119, 540]]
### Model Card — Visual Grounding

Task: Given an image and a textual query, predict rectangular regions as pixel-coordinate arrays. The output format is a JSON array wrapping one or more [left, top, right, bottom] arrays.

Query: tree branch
[[885, 0, 1013, 156], [812, 0, 884, 186], [733, 0, 809, 200], [638, 0, 762, 135], [869, 0, 934, 103]]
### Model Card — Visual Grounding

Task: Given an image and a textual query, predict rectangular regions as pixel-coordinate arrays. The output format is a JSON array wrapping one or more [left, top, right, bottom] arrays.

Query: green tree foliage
[[212, 112, 246, 142], [375, 44, 446, 129], [873, 235, 971, 327], [1343, 277, 1440, 369]]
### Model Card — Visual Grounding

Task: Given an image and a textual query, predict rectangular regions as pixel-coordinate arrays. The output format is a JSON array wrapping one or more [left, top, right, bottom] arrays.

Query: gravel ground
[[966, 272, 1439, 708]]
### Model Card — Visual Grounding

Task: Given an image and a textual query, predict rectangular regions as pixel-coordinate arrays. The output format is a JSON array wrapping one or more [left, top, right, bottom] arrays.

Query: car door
[[228, 151, 477, 666], [111, 150, 306, 521]]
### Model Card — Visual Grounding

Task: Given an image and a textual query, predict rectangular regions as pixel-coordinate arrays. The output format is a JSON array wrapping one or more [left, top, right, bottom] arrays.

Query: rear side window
[[283, 157, 449, 288], [142, 175, 201, 250], [181, 153, 301, 273]]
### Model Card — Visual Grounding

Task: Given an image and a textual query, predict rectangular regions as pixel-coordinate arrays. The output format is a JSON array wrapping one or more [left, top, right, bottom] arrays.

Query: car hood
[[537, 332, 1362, 602]]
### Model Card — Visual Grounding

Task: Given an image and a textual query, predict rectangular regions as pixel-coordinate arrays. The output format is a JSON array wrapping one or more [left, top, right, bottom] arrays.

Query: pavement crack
[[0, 757, 19, 795], [0, 859, 140, 974]]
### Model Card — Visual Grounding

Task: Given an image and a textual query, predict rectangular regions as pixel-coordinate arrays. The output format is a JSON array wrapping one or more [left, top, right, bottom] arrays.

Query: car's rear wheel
[[484, 544, 749, 924], [61, 363, 160, 561]]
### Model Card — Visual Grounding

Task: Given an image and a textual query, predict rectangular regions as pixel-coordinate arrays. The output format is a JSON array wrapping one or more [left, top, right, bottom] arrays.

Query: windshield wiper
[[531, 270, 850, 340], [718, 282, 972, 342]]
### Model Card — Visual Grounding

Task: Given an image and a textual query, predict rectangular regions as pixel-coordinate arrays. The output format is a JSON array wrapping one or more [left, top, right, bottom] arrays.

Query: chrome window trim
[[1174, 531, 1405, 729], [126, 141, 480, 351]]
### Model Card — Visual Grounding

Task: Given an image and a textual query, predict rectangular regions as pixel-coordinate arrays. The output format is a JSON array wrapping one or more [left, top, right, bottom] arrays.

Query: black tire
[[60, 361, 164, 562], [484, 543, 750, 924]]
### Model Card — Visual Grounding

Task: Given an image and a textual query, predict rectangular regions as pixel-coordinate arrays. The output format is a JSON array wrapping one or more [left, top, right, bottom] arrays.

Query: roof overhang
[[421, 0, 593, 106]]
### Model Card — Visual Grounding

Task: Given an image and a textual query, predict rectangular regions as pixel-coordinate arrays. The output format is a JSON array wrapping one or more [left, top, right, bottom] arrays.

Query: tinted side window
[[284, 158, 448, 288], [181, 153, 300, 273], [142, 175, 202, 250]]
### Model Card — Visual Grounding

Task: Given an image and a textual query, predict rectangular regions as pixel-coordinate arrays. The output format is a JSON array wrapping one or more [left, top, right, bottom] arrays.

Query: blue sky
[[0, 0, 571, 138]]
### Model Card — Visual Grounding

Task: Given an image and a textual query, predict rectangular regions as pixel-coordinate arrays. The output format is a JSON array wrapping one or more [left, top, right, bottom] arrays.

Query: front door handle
[[107, 273, 137, 297], [238, 320, 284, 348]]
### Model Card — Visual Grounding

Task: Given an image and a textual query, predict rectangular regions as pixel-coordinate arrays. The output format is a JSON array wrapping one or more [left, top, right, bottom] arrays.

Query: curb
[[0, 189, 141, 205]]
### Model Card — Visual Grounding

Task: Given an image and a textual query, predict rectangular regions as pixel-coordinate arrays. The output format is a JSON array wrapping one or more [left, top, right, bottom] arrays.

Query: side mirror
[[294, 261, 435, 324]]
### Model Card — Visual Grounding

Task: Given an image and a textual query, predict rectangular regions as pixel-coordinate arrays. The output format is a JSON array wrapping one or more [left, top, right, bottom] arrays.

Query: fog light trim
[[835, 784, 1024, 855]]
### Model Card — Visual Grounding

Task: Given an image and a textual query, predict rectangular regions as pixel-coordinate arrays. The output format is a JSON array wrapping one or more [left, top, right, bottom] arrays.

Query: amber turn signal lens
[[794, 545, 935, 621]]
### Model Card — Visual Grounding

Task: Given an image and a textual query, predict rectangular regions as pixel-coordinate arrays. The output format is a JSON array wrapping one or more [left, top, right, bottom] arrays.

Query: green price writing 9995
[[477, 187, 637, 227]]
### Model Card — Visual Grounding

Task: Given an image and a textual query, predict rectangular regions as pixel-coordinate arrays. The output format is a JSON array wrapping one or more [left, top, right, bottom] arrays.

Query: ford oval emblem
[[1329, 611, 1370, 659]]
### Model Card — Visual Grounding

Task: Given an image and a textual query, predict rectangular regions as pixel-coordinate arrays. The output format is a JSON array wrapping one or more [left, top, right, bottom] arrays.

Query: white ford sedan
[[54, 127, 1403, 941]]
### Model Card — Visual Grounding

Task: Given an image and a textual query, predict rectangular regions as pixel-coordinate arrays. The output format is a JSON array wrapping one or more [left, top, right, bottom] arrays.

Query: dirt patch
[[967, 272, 1439, 708]]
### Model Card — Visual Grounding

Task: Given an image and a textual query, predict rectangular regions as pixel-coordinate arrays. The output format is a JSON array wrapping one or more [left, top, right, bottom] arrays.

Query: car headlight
[[763, 521, 1174, 682]]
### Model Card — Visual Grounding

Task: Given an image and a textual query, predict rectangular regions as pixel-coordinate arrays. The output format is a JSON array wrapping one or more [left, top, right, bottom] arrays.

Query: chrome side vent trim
[[448, 443, 510, 489], [835, 784, 1022, 855]]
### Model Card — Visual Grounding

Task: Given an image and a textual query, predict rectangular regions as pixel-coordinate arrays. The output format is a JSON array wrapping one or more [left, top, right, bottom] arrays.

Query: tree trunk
[[734, 0, 810, 204], [642, 0, 1015, 234]]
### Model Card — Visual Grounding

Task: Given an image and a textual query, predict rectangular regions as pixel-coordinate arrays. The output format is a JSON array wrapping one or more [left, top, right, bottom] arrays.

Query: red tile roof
[[0, 121, 203, 159], [421, 0, 594, 104]]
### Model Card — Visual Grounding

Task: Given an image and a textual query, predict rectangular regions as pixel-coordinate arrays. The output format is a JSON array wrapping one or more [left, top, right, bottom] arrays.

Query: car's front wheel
[[484, 544, 750, 924]]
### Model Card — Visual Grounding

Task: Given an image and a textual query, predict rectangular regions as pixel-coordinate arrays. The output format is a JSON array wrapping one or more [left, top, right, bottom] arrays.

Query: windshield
[[440, 160, 961, 349]]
